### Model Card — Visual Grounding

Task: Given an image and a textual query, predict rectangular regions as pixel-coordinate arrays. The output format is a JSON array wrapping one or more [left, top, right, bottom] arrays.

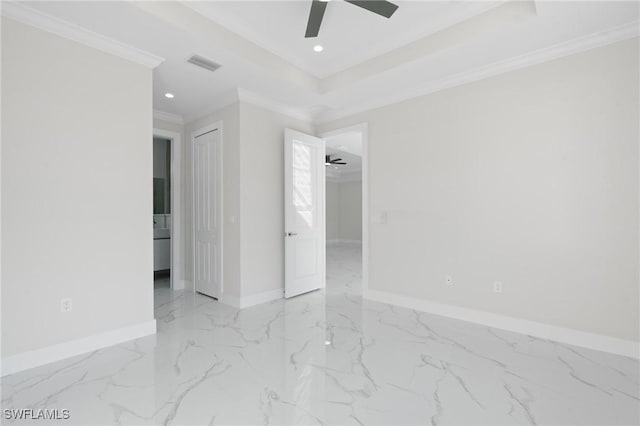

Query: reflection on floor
[[1, 244, 638, 425]]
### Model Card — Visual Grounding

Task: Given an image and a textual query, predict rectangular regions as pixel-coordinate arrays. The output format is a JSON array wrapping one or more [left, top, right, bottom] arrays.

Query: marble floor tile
[[2, 244, 638, 425]]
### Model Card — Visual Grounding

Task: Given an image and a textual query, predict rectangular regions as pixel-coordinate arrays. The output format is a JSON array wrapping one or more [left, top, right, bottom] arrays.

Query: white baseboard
[[327, 239, 362, 246], [365, 289, 639, 359], [1, 320, 157, 377], [219, 293, 241, 309], [240, 289, 283, 308], [172, 279, 184, 290], [178, 279, 192, 291], [220, 289, 283, 309]]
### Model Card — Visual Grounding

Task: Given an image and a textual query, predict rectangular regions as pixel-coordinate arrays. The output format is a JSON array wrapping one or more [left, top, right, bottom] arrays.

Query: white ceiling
[[10, 1, 640, 124], [184, 0, 501, 78]]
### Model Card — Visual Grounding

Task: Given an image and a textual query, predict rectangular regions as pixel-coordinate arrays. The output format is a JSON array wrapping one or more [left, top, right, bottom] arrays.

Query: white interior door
[[284, 129, 325, 298], [194, 129, 221, 298]]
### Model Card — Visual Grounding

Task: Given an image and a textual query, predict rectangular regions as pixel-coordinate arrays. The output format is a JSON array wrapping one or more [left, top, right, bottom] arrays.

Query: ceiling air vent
[[187, 55, 222, 73]]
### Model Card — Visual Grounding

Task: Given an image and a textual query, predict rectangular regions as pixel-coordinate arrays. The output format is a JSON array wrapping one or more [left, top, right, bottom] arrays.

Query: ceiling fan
[[326, 154, 347, 166], [305, 0, 399, 38]]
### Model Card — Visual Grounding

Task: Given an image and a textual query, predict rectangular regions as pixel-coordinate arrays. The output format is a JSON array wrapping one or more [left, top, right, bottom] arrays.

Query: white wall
[[326, 180, 362, 242], [238, 103, 314, 298], [326, 182, 340, 241], [1, 19, 154, 357], [338, 180, 362, 241], [154, 118, 184, 137], [318, 38, 639, 343]]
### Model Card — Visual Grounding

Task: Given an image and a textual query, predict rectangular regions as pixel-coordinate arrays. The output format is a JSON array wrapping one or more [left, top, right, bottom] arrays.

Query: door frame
[[153, 128, 183, 290], [320, 123, 369, 295], [191, 121, 223, 297]]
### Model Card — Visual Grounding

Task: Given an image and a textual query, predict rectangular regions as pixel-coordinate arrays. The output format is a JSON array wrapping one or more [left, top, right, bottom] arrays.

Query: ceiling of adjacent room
[[325, 131, 362, 157], [10, 1, 639, 123], [326, 148, 362, 175], [326, 131, 362, 178]]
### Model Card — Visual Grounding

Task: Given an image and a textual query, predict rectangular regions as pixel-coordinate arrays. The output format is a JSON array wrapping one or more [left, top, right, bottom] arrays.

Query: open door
[[284, 129, 325, 298]]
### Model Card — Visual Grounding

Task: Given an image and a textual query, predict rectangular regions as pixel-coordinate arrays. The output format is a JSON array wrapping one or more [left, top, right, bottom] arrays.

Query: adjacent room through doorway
[[153, 137, 172, 290], [324, 130, 364, 296]]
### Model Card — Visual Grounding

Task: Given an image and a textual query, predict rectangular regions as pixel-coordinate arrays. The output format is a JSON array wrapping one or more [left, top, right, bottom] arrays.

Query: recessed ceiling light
[[313, 45, 324, 53], [164, 93, 174, 99]]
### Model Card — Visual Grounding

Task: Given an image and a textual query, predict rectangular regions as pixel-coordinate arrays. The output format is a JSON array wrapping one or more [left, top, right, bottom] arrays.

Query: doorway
[[321, 124, 368, 296], [153, 137, 172, 290], [152, 128, 183, 293]]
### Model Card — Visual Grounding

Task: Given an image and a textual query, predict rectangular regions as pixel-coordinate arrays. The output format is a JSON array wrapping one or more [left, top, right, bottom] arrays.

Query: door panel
[[285, 129, 325, 298], [194, 129, 220, 298], [294, 239, 317, 278]]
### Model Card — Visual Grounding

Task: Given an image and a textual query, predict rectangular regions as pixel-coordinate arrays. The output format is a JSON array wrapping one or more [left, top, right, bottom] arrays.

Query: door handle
[[286, 232, 298, 237]]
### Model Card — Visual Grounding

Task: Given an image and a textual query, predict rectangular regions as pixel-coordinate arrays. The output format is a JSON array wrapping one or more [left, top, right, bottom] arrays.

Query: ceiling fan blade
[[344, 0, 398, 18], [331, 158, 344, 162], [305, 0, 328, 38], [334, 162, 347, 165]]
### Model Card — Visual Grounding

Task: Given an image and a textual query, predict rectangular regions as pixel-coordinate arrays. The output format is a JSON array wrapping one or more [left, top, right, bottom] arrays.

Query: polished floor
[[2, 245, 638, 425]]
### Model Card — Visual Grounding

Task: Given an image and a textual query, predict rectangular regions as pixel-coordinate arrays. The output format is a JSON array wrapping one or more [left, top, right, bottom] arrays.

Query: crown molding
[[1, 1, 165, 69], [184, 87, 311, 126], [237, 88, 313, 123], [171, 20, 639, 127], [314, 20, 640, 124], [153, 110, 184, 125]]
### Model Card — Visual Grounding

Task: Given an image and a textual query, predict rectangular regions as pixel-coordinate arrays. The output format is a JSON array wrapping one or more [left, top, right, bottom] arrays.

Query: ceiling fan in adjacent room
[[326, 154, 347, 166], [305, 0, 399, 38]]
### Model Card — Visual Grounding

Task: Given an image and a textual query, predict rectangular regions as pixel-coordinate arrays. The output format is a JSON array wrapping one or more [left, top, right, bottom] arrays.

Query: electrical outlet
[[61, 298, 72, 313], [493, 281, 503, 294], [446, 275, 453, 285]]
